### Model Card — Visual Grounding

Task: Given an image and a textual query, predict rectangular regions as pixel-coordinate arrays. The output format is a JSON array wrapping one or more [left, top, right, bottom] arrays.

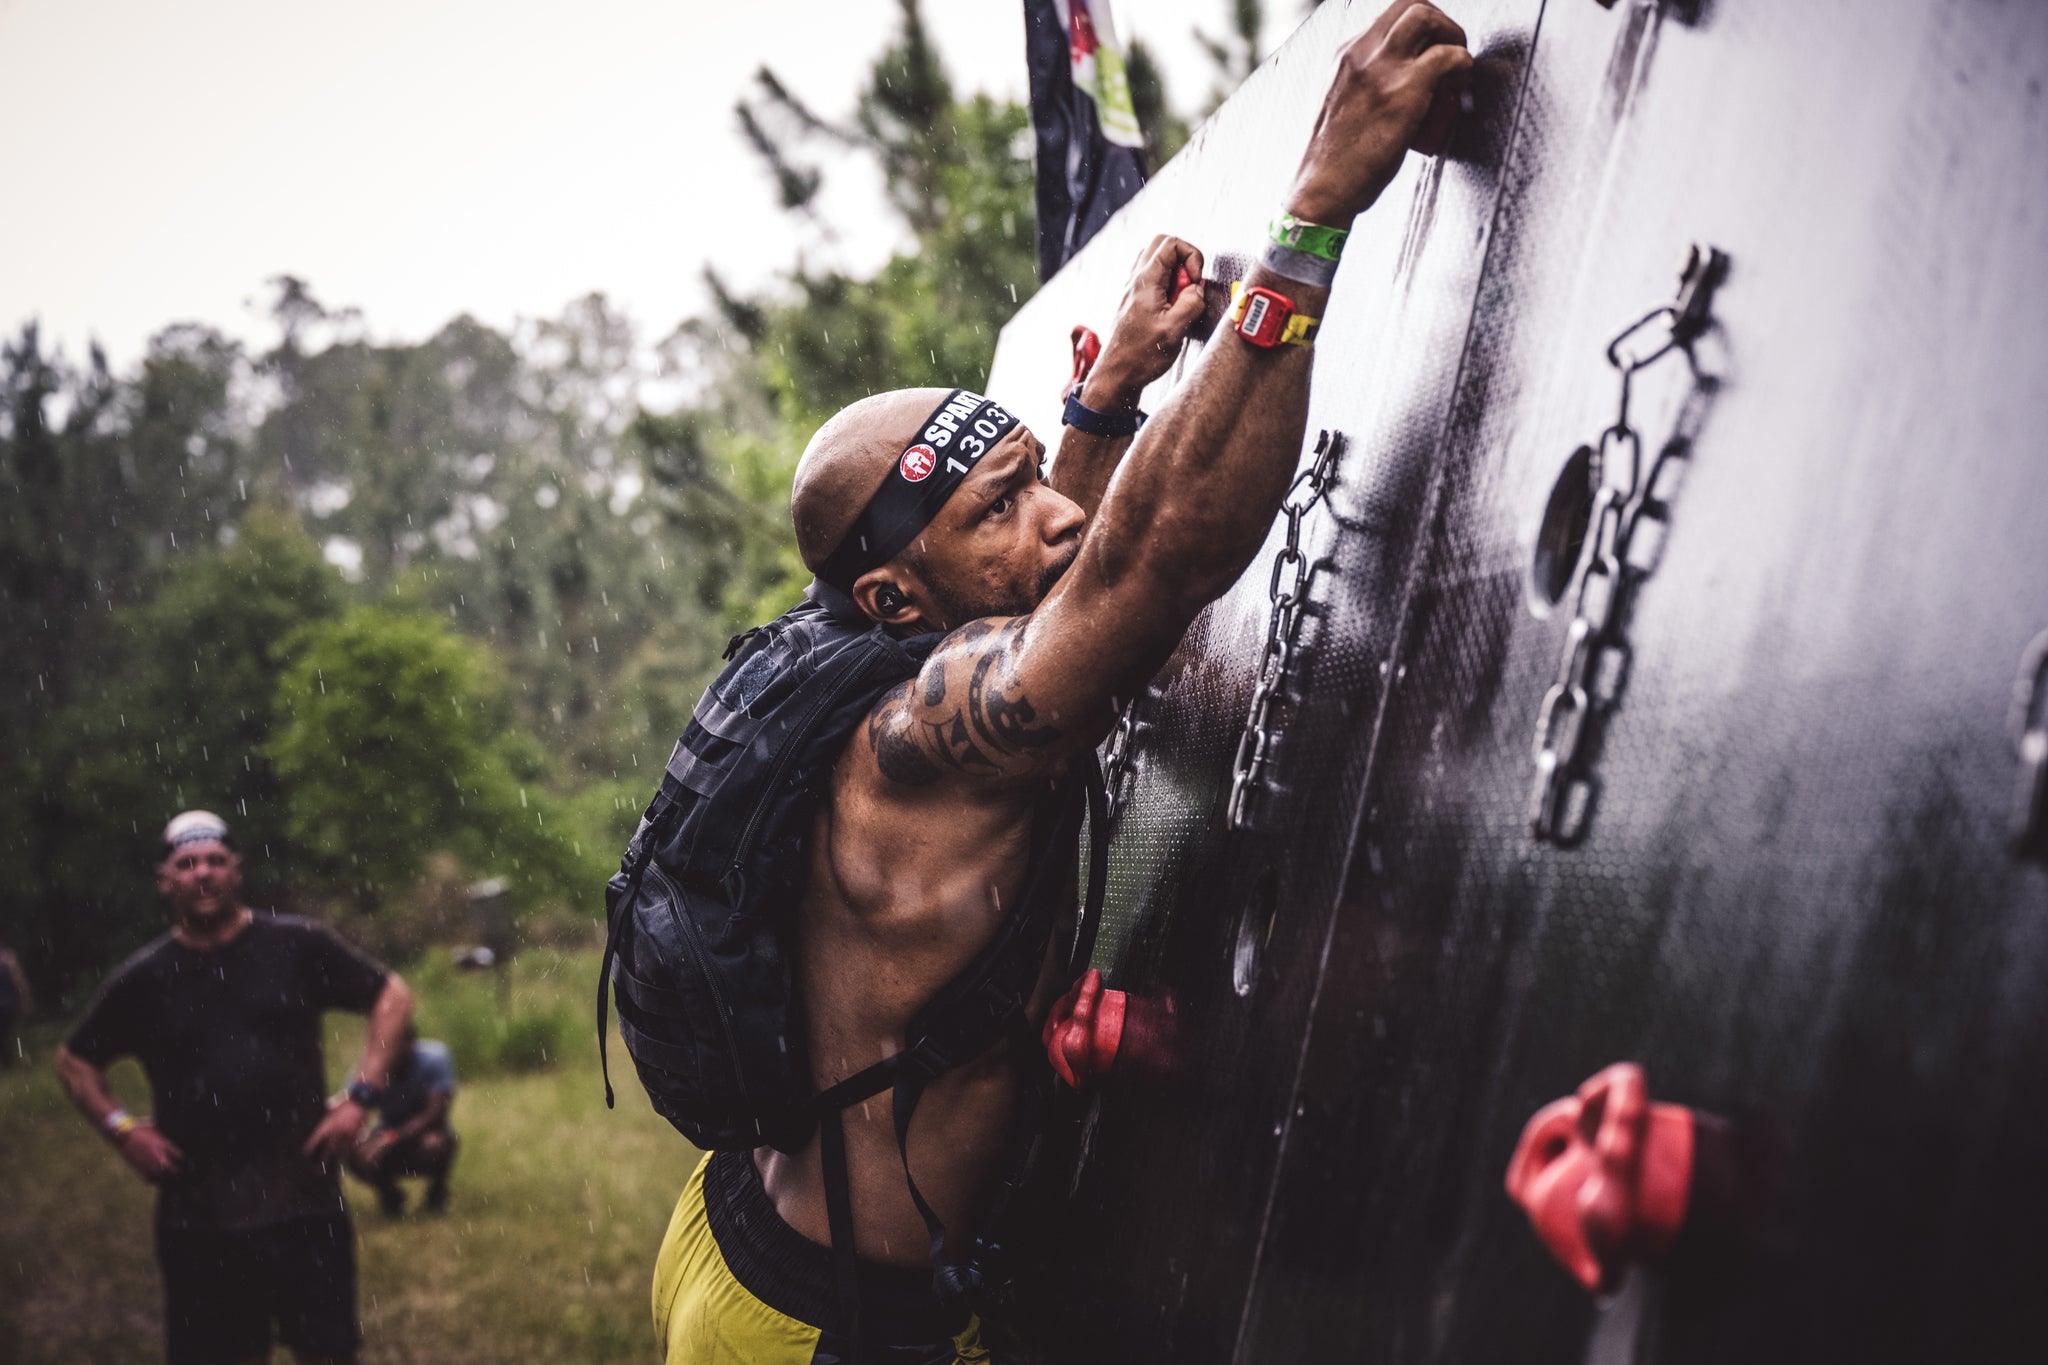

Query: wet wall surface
[[987, 1, 2048, 1362]]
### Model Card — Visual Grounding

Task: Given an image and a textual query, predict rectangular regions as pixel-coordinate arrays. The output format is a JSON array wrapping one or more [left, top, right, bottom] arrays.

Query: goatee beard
[[183, 898, 236, 928], [933, 543, 1082, 626], [1035, 543, 1079, 602]]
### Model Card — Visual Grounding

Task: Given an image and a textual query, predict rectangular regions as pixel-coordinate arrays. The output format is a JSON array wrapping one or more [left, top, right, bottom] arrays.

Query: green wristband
[[1270, 213, 1349, 263]]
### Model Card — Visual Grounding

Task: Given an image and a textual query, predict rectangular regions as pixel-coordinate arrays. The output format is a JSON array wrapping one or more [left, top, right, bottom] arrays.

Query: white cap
[[162, 810, 231, 851]]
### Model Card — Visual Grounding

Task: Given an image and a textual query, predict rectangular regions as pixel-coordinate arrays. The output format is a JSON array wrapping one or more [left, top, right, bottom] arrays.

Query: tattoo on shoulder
[[924, 711, 999, 774], [867, 681, 941, 787], [967, 618, 1062, 754], [877, 617, 1069, 786]]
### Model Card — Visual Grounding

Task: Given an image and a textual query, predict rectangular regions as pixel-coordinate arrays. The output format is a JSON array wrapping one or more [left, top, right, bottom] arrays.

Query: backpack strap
[[597, 796, 677, 1109], [817, 1105, 865, 1346]]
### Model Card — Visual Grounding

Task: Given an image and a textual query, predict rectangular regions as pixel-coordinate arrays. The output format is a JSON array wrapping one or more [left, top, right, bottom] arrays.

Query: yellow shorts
[[653, 1149, 992, 1365]]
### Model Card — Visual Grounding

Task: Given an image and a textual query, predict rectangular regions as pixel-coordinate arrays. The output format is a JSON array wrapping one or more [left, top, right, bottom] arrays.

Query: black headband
[[816, 389, 1021, 591]]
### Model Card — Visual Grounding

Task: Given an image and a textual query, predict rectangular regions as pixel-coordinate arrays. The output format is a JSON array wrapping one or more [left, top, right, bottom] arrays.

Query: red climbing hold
[[1043, 968, 1126, 1088], [1503, 1062, 1697, 1293]]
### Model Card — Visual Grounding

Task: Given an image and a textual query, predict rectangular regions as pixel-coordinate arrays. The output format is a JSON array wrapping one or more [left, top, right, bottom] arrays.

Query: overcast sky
[[0, 0, 1269, 371]]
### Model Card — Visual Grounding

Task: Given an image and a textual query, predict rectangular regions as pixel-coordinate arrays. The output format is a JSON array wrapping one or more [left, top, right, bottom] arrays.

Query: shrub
[[409, 953, 582, 1078]]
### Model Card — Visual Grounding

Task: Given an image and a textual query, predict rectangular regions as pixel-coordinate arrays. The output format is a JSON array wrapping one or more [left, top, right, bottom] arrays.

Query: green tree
[[683, 0, 1043, 629], [267, 604, 579, 908], [1197, 0, 1267, 113], [22, 509, 341, 993], [1, 0, 1109, 995]]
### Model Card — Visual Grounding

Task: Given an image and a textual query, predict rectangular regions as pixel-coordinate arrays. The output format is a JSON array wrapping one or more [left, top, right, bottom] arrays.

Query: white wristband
[[102, 1107, 138, 1137]]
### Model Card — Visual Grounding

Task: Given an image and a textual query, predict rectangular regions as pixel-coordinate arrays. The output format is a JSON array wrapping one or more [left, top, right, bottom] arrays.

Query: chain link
[[1102, 696, 1141, 819], [1228, 430, 1346, 831], [1528, 250, 1727, 842]]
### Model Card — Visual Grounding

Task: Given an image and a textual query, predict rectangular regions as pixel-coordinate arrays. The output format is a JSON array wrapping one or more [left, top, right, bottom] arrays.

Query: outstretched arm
[[873, 1, 1472, 792], [1047, 235, 1209, 520]]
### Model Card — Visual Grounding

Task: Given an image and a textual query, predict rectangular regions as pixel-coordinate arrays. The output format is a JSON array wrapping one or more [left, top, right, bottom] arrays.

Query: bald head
[[791, 387, 953, 572]]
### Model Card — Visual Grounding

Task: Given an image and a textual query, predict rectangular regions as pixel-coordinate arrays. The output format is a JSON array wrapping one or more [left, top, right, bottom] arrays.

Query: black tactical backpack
[[597, 583, 1105, 1320]]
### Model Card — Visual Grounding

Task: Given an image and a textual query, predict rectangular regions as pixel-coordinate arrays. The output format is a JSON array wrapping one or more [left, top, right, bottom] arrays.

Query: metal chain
[[1102, 696, 1141, 819], [1528, 246, 1727, 842], [1228, 429, 1347, 831]]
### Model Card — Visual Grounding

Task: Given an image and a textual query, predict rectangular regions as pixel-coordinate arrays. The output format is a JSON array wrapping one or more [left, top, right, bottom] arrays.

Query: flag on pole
[[1024, 0, 1149, 282]]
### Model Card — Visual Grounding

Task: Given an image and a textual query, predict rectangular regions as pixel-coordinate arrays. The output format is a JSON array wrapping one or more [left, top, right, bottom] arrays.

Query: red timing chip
[[900, 444, 937, 482]]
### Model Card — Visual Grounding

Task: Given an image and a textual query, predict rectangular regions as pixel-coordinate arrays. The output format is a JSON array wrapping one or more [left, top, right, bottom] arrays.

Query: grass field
[[0, 946, 700, 1364]]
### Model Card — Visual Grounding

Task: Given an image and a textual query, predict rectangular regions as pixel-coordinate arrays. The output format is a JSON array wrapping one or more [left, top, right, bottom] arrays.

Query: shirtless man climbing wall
[[641, 6, 1472, 1359]]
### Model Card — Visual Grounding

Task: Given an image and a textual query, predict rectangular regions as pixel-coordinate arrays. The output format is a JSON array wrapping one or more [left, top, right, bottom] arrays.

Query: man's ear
[[852, 572, 933, 631]]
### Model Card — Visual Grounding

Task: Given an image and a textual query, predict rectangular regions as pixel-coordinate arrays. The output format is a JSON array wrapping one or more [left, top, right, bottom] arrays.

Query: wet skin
[[758, 0, 1473, 1269]]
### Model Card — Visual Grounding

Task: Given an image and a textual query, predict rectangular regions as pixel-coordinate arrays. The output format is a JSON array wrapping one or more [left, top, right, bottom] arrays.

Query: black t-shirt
[[66, 912, 390, 1229]]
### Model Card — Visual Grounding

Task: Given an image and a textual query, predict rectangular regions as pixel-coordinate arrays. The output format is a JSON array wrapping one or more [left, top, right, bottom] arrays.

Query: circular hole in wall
[[1530, 443, 1597, 616], [1231, 867, 1280, 999]]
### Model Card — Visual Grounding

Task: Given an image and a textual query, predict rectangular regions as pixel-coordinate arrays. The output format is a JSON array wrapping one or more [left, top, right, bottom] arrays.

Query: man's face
[[157, 840, 242, 924], [904, 425, 1086, 627]]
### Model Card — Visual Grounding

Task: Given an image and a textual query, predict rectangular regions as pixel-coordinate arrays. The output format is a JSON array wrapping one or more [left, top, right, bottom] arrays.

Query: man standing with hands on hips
[[55, 810, 414, 1365]]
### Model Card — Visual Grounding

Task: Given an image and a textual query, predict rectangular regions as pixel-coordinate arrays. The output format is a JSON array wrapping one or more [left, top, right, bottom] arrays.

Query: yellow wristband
[[104, 1109, 139, 1138]]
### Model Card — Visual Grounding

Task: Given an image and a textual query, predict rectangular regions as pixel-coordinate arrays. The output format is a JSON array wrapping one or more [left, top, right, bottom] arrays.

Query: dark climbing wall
[[990, 0, 2048, 1361]]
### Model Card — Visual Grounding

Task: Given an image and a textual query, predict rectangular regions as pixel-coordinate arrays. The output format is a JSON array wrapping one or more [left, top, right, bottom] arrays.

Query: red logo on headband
[[900, 444, 937, 482]]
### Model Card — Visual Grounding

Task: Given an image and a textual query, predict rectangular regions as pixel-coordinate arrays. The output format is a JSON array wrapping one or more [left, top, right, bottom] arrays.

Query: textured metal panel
[[988, 1, 2048, 1361], [1243, 1, 2048, 1361], [991, 2, 1538, 1358]]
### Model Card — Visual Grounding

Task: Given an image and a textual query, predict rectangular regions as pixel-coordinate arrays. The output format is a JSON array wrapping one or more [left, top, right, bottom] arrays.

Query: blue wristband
[[1063, 384, 1147, 438]]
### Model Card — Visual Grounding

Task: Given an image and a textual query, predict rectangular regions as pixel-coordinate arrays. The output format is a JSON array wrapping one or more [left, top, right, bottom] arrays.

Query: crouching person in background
[[347, 1023, 459, 1216]]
